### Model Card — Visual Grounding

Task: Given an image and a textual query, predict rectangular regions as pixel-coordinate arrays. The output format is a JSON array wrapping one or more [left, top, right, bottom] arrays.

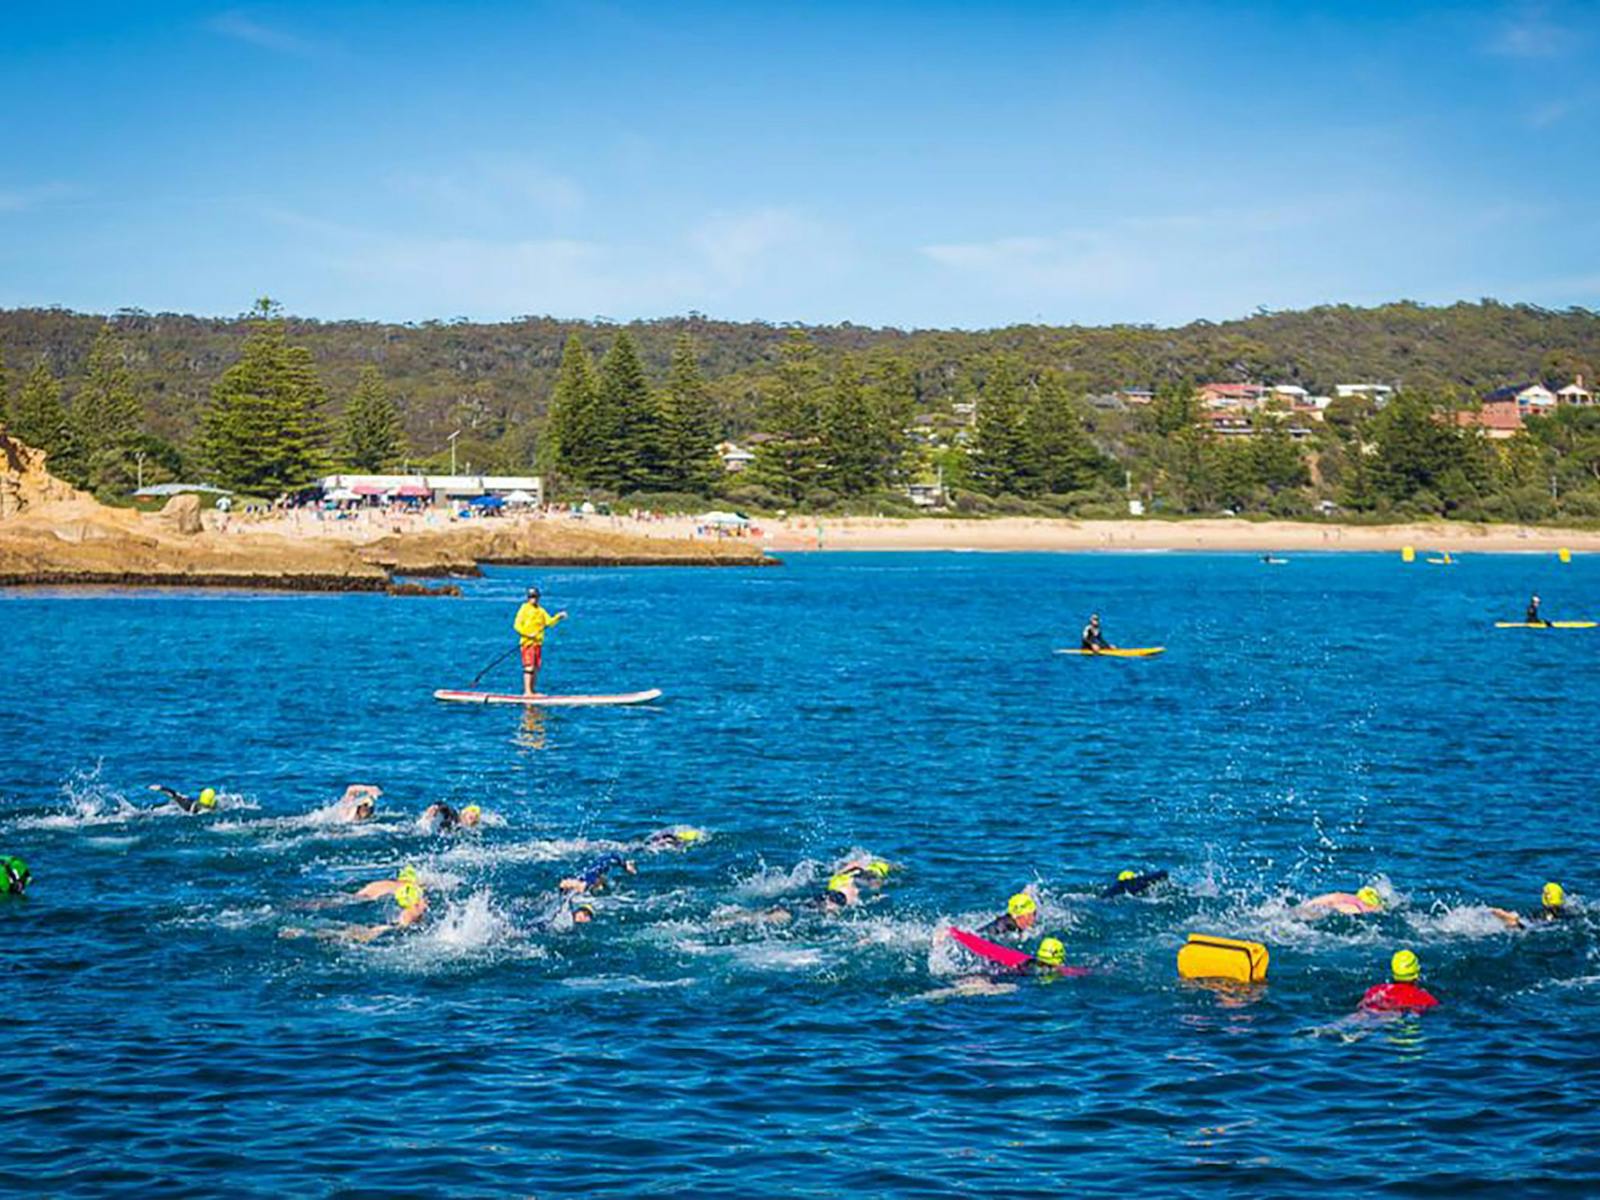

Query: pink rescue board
[[433, 688, 663, 707], [948, 926, 1090, 976]]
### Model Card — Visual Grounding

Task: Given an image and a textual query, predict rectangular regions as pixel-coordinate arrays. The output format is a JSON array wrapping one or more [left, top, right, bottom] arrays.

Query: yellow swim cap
[[397, 865, 419, 884], [1542, 882, 1565, 909], [868, 859, 891, 878], [461, 804, 482, 822], [677, 828, 705, 844], [1007, 892, 1037, 918], [198, 788, 217, 809], [395, 881, 423, 910], [1356, 886, 1382, 910], [1117, 870, 1136, 882], [827, 873, 855, 894], [1391, 949, 1420, 982], [1036, 937, 1066, 967]]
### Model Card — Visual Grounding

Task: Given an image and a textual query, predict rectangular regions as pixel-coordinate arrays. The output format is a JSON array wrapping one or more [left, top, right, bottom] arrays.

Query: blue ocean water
[[3, 552, 1598, 1196]]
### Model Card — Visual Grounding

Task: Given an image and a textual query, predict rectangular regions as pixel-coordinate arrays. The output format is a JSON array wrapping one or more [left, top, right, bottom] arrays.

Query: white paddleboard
[[434, 688, 663, 707]]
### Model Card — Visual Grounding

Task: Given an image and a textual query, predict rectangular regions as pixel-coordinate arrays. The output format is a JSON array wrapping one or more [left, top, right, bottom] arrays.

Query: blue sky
[[2, 1, 1596, 328]]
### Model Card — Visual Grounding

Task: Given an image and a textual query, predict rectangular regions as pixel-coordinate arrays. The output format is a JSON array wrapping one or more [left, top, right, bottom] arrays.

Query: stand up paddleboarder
[[515, 586, 567, 697]]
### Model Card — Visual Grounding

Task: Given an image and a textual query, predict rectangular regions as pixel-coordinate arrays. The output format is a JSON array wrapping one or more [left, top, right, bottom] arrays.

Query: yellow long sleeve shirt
[[514, 602, 564, 646]]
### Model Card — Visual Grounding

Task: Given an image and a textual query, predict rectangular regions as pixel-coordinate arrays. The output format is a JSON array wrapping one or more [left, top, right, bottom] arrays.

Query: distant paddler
[[1081, 614, 1113, 652], [1526, 594, 1543, 625], [1301, 885, 1383, 916], [147, 784, 219, 814], [515, 586, 568, 697], [1491, 881, 1571, 929]]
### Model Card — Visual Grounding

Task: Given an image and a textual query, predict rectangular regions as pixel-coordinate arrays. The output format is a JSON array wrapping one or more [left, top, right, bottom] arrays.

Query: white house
[[715, 441, 756, 473], [1557, 376, 1593, 406], [319, 473, 543, 505], [1335, 383, 1395, 407]]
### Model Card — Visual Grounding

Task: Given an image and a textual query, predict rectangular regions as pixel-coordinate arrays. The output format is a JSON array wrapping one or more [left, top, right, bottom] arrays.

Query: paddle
[[469, 644, 518, 687]]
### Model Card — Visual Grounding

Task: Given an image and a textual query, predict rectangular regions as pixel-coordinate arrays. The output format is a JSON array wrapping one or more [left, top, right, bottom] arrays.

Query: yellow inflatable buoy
[[1401, 546, 1415, 563], [1177, 933, 1269, 983], [1559, 547, 1571, 564]]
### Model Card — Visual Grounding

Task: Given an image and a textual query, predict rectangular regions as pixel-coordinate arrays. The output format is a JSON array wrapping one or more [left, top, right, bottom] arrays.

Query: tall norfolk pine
[[546, 333, 599, 484], [340, 366, 406, 471], [659, 333, 719, 494], [199, 313, 327, 493]]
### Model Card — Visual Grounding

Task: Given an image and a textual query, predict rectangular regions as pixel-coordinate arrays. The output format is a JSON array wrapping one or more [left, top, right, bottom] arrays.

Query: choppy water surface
[[4, 552, 1599, 1195]]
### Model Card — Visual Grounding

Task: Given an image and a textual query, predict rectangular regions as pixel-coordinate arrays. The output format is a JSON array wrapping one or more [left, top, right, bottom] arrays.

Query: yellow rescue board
[[1056, 647, 1166, 658], [1177, 933, 1269, 983], [1494, 621, 1597, 629]]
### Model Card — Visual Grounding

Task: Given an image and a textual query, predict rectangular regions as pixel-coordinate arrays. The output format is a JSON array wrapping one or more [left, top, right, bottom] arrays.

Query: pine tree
[[867, 356, 916, 487], [821, 356, 877, 495], [546, 333, 599, 485], [199, 303, 328, 493], [592, 330, 664, 493], [11, 360, 80, 479], [970, 355, 1029, 496], [1026, 370, 1107, 494], [749, 330, 824, 503], [70, 326, 147, 494], [340, 366, 405, 470], [658, 333, 718, 494]]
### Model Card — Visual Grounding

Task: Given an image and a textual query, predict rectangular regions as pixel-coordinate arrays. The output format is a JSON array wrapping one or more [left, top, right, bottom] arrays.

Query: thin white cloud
[[391, 156, 585, 225], [205, 10, 322, 57], [1486, 2, 1578, 58], [0, 182, 78, 213], [690, 207, 832, 289]]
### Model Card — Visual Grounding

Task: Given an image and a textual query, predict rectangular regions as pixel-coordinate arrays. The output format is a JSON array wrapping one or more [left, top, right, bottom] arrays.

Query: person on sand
[[1491, 881, 1571, 929], [514, 586, 567, 697], [559, 852, 637, 895], [978, 892, 1039, 940], [1301, 886, 1383, 916], [147, 784, 218, 814], [337, 785, 381, 823], [420, 802, 482, 833], [1081, 614, 1112, 652], [1359, 949, 1438, 1012]]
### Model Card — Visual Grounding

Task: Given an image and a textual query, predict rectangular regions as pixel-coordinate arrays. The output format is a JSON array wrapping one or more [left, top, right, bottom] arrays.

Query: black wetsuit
[[978, 912, 1026, 938], [1526, 603, 1543, 625], [429, 803, 461, 831], [1100, 870, 1169, 899], [1081, 624, 1108, 650], [151, 785, 202, 814]]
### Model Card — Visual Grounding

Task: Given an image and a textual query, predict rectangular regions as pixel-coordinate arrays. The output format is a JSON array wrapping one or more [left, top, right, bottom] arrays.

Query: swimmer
[[1100, 868, 1168, 899], [1301, 886, 1383, 916], [722, 871, 861, 926], [2, 855, 31, 895], [420, 802, 483, 832], [351, 864, 421, 901], [644, 827, 706, 852], [337, 784, 381, 823], [1359, 949, 1438, 1012], [313, 879, 430, 943], [978, 891, 1038, 940], [147, 784, 218, 814], [836, 857, 894, 890], [559, 852, 637, 895], [1491, 881, 1571, 929]]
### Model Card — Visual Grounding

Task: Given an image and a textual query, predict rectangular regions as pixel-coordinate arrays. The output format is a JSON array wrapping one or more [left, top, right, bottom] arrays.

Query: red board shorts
[[520, 642, 543, 671]]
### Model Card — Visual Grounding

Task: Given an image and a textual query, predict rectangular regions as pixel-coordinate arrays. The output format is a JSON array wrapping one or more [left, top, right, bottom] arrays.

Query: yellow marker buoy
[[1559, 547, 1571, 564], [1401, 546, 1415, 563]]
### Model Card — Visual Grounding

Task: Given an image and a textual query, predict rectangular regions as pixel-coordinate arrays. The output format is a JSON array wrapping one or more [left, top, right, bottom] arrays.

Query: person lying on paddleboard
[[1100, 869, 1168, 899], [337, 784, 381, 823], [978, 892, 1039, 939], [1491, 881, 1571, 929], [1301, 886, 1383, 916], [643, 827, 707, 852], [147, 784, 218, 814], [1081, 614, 1112, 651], [421, 802, 482, 833], [2, 855, 31, 896], [1526, 594, 1543, 625], [514, 586, 567, 697], [559, 852, 637, 895], [1359, 949, 1438, 1012]]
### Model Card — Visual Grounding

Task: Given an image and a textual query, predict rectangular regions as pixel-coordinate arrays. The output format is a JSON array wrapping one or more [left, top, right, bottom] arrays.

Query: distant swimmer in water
[[1100, 869, 1169, 899], [559, 852, 637, 895], [836, 857, 894, 890], [420, 802, 482, 833], [1491, 881, 1571, 929], [345, 880, 430, 941], [147, 785, 218, 814], [2, 855, 31, 895], [337, 785, 381, 823], [1302, 886, 1383, 916], [1359, 949, 1438, 1012], [1081, 614, 1112, 651], [978, 892, 1039, 940], [643, 827, 707, 852], [352, 865, 421, 902], [1526, 594, 1543, 625], [514, 585, 567, 697], [719, 870, 862, 927]]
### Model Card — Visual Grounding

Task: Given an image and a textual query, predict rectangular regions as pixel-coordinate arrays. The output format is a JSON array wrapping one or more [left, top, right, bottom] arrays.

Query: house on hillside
[[1483, 382, 1557, 414], [1455, 402, 1523, 440], [1198, 382, 1269, 410], [1335, 383, 1395, 407], [1116, 387, 1155, 406], [1557, 376, 1593, 406], [715, 441, 755, 473], [1202, 411, 1255, 437]]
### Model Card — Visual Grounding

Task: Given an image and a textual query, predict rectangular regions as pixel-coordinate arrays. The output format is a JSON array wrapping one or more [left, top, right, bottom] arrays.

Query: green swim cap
[[1117, 870, 1136, 882], [1391, 949, 1420, 982], [867, 859, 891, 879], [1007, 892, 1037, 918], [1036, 937, 1066, 967], [2, 856, 29, 894], [1356, 886, 1382, 910], [197, 788, 217, 810], [397, 865, 420, 884], [394, 881, 424, 910]]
